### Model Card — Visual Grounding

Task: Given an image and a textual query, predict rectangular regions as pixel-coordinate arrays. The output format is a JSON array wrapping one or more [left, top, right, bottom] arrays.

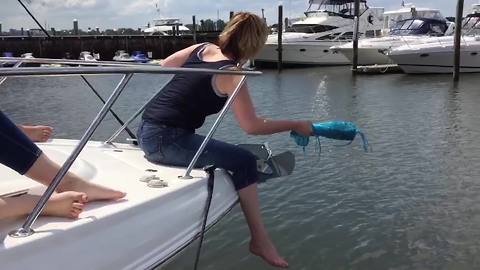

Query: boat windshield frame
[[463, 14, 480, 35], [389, 18, 448, 36], [0, 57, 261, 238], [306, 0, 369, 19]]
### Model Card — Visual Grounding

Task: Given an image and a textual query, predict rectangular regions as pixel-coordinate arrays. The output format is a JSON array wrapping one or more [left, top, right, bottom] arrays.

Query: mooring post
[[73, 19, 79, 36], [277, 4, 283, 72], [230, 11, 234, 20], [352, 0, 360, 73], [453, 0, 464, 82], [192, 15, 197, 44]]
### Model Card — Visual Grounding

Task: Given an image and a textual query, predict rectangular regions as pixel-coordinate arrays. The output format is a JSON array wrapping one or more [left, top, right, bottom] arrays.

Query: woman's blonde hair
[[218, 12, 268, 62]]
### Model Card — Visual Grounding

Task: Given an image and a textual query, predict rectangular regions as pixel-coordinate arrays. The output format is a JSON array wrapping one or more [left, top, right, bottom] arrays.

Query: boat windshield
[[306, 0, 368, 19], [286, 24, 338, 33], [389, 19, 447, 36], [463, 14, 480, 35]]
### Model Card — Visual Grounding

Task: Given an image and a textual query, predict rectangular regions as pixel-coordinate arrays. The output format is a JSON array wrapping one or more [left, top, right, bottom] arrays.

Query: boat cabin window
[[307, 1, 368, 19], [389, 19, 447, 36], [287, 24, 338, 33]]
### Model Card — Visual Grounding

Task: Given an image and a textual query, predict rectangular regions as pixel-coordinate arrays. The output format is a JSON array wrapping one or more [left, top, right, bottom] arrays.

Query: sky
[[0, 0, 479, 31]]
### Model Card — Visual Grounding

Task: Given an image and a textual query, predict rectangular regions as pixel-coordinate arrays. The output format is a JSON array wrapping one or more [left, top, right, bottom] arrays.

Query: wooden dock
[[355, 64, 403, 74]]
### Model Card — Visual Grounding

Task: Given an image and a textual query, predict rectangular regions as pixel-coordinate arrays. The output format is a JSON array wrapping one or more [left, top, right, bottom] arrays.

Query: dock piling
[[230, 11, 234, 21], [352, 0, 360, 73], [192, 15, 197, 44], [453, 0, 464, 82], [277, 5, 283, 72], [73, 19, 79, 36]]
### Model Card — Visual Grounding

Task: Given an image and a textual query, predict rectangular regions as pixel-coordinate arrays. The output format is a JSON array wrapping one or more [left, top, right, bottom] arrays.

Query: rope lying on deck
[[193, 165, 216, 270]]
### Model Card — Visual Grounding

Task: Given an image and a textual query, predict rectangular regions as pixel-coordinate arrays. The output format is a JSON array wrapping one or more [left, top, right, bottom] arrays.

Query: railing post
[[80, 75, 137, 140], [105, 77, 173, 144], [180, 76, 247, 179], [9, 73, 133, 238]]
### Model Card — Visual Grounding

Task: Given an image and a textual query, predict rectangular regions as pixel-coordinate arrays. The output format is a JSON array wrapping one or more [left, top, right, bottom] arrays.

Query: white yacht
[[78, 51, 97, 62], [255, 0, 385, 65], [0, 60, 294, 269], [113, 50, 135, 62], [387, 12, 480, 74], [332, 17, 449, 65], [382, 3, 446, 34], [143, 18, 191, 36]]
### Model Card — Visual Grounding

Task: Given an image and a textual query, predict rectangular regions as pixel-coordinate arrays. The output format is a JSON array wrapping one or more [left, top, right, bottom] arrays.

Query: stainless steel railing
[[0, 59, 259, 237]]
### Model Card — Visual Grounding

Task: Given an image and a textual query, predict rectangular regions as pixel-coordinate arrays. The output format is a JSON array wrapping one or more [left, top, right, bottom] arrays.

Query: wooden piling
[[73, 19, 79, 36], [277, 5, 283, 72], [453, 0, 464, 82], [352, 0, 360, 73], [230, 11, 234, 20], [192, 15, 197, 44]]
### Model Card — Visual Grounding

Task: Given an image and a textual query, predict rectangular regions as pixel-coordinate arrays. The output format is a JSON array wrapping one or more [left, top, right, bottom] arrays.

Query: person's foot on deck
[[19, 125, 53, 142], [58, 178, 126, 202], [42, 191, 87, 219], [249, 237, 289, 268]]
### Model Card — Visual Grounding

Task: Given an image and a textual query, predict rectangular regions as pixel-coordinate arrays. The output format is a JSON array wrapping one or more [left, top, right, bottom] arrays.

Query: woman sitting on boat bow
[[138, 12, 312, 268]]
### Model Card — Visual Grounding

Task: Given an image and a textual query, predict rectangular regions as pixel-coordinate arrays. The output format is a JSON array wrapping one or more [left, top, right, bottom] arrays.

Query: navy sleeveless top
[[142, 43, 236, 130]]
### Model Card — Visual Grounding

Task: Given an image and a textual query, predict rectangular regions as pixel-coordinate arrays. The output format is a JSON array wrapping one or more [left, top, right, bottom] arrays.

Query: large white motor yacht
[[144, 18, 191, 36], [332, 17, 449, 65], [255, 0, 385, 66], [387, 12, 480, 74], [331, 3, 450, 65]]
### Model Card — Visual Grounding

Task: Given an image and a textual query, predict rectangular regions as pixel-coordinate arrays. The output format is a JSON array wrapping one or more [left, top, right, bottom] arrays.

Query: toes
[[73, 192, 88, 203], [70, 210, 80, 219], [72, 202, 84, 210]]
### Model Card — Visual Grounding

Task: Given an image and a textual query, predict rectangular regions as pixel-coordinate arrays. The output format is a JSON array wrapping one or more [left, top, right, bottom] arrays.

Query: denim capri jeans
[[137, 120, 258, 190], [0, 111, 42, 175]]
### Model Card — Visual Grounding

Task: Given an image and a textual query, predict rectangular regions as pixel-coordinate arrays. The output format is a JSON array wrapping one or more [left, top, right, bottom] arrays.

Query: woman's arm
[[214, 74, 312, 136], [160, 43, 203, 67]]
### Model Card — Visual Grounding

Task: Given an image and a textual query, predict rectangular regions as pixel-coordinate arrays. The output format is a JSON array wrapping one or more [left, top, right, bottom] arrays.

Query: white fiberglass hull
[[332, 36, 430, 65], [387, 38, 480, 73], [333, 47, 393, 65], [0, 139, 238, 270], [256, 42, 350, 65]]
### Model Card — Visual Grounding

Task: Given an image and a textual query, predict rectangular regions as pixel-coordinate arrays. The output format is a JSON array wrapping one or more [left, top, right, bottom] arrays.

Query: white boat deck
[[0, 139, 238, 270]]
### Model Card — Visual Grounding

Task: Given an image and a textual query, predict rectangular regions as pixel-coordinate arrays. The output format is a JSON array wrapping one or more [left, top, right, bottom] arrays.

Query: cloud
[[29, 0, 97, 9], [1, 0, 477, 30]]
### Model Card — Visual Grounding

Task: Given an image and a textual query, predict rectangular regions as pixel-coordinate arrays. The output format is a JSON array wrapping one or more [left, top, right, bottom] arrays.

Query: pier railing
[[0, 58, 260, 237]]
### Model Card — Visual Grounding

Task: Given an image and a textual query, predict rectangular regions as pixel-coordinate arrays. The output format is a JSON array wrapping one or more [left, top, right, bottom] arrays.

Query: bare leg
[[18, 125, 53, 142], [0, 191, 86, 220], [25, 153, 126, 202], [238, 184, 289, 268]]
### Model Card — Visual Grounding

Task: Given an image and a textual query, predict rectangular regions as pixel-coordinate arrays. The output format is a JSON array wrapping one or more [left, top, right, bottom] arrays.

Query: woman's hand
[[293, 121, 313, 137]]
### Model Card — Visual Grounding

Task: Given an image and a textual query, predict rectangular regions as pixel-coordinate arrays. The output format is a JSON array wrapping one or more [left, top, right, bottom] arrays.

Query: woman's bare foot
[[58, 178, 126, 202], [42, 191, 87, 219], [249, 238, 289, 268], [19, 125, 53, 142]]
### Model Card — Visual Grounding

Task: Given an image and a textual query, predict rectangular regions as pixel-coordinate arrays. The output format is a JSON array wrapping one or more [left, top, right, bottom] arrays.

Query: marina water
[[1, 67, 480, 269]]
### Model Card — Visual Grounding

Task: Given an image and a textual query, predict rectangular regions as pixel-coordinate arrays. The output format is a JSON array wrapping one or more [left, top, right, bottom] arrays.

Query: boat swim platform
[[354, 64, 403, 74], [0, 139, 238, 270]]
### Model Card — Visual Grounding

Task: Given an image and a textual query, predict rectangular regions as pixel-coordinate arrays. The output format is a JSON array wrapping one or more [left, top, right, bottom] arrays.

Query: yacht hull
[[333, 47, 393, 65], [256, 42, 350, 65], [388, 47, 480, 74], [0, 140, 238, 270]]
